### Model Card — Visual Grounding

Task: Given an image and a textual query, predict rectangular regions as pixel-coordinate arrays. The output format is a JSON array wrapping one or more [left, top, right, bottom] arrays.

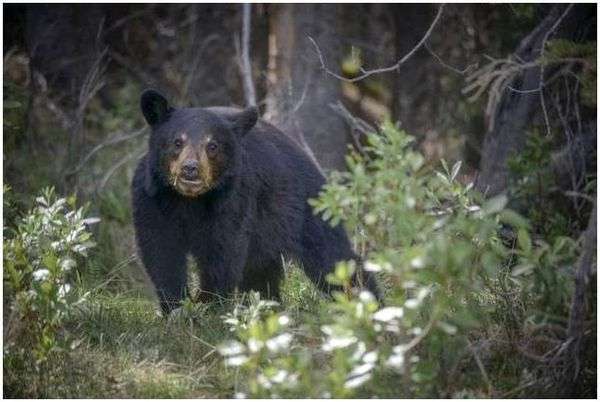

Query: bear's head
[[140, 90, 258, 198]]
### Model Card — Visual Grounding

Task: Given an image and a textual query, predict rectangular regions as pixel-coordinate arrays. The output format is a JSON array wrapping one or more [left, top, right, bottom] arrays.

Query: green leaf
[[517, 228, 532, 254], [499, 209, 530, 229], [450, 161, 462, 183], [482, 194, 508, 215], [512, 263, 534, 276]]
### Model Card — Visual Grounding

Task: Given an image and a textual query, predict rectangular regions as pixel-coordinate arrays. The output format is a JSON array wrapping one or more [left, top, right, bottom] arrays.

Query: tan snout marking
[[169, 143, 197, 180], [198, 148, 214, 186], [168, 137, 216, 194]]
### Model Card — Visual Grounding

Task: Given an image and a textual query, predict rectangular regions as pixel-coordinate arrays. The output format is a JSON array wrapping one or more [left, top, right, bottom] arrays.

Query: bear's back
[[206, 106, 326, 197]]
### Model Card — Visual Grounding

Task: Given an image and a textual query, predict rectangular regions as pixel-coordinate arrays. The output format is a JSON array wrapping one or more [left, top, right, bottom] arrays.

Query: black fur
[[132, 91, 381, 314]]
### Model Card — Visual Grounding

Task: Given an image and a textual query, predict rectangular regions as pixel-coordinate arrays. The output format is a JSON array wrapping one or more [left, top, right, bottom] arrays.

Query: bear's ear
[[230, 106, 258, 136], [141, 89, 171, 126]]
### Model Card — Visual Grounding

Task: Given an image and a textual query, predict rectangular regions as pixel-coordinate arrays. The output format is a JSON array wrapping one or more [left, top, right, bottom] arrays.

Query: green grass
[[3, 263, 326, 398], [5, 289, 233, 398], [3, 261, 543, 398]]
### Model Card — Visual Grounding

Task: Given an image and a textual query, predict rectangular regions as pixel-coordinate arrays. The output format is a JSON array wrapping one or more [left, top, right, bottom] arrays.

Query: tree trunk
[[561, 199, 596, 396], [475, 5, 562, 196], [391, 4, 435, 135], [26, 4, 106, 103], [265, 4, 348, 172], [25, 4, 107, 185]]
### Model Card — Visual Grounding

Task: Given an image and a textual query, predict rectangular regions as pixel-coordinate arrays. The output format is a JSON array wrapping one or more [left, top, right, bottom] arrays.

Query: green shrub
[[3, 187, 97, 363], [217, 122, 579, 398]]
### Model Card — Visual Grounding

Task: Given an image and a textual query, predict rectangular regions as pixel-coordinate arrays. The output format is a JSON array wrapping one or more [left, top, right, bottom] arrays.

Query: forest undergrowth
[[4, 120, 595, 398]]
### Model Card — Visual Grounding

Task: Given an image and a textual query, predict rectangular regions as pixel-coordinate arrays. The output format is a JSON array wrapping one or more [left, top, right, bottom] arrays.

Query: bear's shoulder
[[205, 106, 320, 173]]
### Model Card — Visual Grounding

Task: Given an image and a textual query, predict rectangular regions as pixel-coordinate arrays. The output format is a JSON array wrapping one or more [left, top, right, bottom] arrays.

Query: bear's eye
[[206, 142, 219, 155], [173, 138, 183, 148]]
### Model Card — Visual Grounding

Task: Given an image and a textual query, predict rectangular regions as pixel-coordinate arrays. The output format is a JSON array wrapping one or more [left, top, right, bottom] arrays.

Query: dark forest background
[[3, 3, 597, 398]]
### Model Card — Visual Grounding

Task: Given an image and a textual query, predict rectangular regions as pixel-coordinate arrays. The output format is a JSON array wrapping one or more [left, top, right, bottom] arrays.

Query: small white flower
[[359, 290, 375, 303], [234, 392, 246, 399], [404, 298, 420, 309], [410, 256, 425, 268], [393, 344, 408, 354], [82, 217, 101, 225], [58, 283, 71, 297], [384, 323, 401, 333], [386, 352, 405, 369], [218, 340, 246, 356], [433, 217, 448, 229], [223, 317, 239, 328], [32, 269, 50, 281], [364, 261, 382, 272], [265, 333, 293, 353], [247, 338, 264, 353], [416, 287, 430, 300], [409, 327, 422, 336], [351, 342, 366, 361], [271, 369, 288, 384], [60, 258, 76, 272], [355, 302, 365, 319], [350, 362, 374, 377], [364, 213, 377, 225], [73, 244, 87, 255], [345, 372, 372, 389], [225, 355, 249, 367], [278, 315, 290, 326], [321, 325, 333, 336], [438, 321, 457, 335], [362, 350, 378, 364], [321, 330, 357, 351], [373, 307, 404, 322], [257, 373, 272, 389]]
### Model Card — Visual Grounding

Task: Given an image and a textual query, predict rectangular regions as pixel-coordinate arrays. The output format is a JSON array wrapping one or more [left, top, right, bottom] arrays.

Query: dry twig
[[99, 150, 146, 190], [329, 101, 375, 156], [308, 4, 445, 83], [538, 4, 574, 136], [67, 126, 147, 176], [467, 339, 494, 396]]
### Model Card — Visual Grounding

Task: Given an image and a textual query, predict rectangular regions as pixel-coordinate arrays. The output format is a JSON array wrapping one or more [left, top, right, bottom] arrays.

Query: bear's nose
[[181, 159, 199, 180]]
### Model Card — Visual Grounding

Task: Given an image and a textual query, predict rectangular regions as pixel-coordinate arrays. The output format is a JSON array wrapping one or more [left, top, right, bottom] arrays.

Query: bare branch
[[100, 150, 146, 190], [182, 34, 220, 101], [291, 73, 311, 114], [468, 339, 494, 396], [424, 42, 475, 75], [309, 4, 445, 83], [109, 49, 155, 86], [539, 4, 574, 137], [67, 126, 147, 176], [329, 101, 375, 135], [329, 101, 375, 156]]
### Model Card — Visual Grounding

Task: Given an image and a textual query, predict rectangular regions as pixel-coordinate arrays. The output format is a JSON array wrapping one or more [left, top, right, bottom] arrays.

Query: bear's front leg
[[138, 235, 187, 314], [193, 233, 249, 302], [133, 197, 188, 315]]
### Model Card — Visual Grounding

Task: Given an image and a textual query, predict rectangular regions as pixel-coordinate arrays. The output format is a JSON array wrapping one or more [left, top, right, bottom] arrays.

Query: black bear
[[132, 89, 381, 314]]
